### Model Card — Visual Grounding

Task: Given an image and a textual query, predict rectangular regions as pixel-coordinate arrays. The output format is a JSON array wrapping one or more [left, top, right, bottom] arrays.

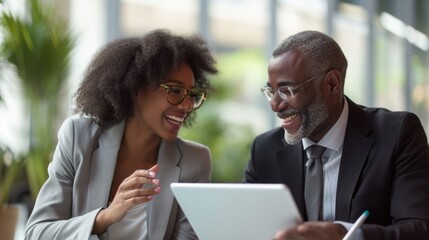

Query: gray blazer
[[25, 115, 212, 240]]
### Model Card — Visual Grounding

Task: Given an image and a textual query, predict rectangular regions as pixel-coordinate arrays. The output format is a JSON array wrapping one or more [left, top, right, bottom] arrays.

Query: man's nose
[[270, 95, 288, 113]]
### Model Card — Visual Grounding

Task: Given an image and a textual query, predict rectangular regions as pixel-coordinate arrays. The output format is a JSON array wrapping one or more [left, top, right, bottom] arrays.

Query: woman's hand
[[93, 165, 161, 234]]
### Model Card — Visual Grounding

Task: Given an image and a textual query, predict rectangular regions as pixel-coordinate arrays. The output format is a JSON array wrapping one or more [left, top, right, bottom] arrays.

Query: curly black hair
[[74, 29, 218, 127]]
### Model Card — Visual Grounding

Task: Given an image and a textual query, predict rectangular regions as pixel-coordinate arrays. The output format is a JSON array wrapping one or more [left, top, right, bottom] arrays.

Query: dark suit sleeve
[[243, 137, 260, 183], [362, 113, 429, 239], [242, 128, 286, 184]]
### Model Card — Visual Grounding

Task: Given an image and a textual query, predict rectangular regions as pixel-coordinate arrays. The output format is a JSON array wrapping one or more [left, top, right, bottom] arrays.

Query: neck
[[121, 117, 162, 163], [308, 97, 344, 143]]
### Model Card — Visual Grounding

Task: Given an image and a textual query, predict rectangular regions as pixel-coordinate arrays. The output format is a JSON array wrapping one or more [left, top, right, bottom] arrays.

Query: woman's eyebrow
[[164, 79, 184, 85]]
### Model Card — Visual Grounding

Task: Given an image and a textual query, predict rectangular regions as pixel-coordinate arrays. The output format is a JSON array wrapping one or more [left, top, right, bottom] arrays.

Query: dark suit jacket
[[244, 98, 429, 239]]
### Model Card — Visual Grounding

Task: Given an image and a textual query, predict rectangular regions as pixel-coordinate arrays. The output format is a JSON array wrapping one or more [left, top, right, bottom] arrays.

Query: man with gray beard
[[243, 30, 429, 240]]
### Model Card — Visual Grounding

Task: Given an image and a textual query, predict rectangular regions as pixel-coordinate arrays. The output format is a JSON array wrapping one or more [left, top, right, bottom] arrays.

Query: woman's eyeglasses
[[159, 84, 207, 109]]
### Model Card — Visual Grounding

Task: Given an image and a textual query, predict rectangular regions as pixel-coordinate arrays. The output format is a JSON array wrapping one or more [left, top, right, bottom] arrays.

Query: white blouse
[[108, 203, 148, 240]]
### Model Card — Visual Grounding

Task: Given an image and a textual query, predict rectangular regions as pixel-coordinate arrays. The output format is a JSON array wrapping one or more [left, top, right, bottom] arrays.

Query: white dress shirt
[[301, 100, 364, 240]]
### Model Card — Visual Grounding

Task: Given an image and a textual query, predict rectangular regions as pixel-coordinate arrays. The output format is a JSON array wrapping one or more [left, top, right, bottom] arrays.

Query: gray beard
[[284, 92, 328, 145]]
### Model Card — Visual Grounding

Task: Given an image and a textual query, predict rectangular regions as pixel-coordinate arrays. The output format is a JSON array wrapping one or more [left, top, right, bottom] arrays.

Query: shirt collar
[[302, 98, 349, 153]]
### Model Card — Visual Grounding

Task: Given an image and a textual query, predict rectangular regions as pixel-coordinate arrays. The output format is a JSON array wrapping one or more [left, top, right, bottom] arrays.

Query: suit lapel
[[276, 139, 307, 217], [335, 99, 374, 221], [87, 120, 125, 211], [148, 140, 181, 239]]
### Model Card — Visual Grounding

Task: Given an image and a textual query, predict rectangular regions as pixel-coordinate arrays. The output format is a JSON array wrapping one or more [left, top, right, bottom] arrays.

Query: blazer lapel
[[87, 120, 125, 211], [277, 140, 307, 218], [148, 140, 181, 239], [335, 99, 374, 221]]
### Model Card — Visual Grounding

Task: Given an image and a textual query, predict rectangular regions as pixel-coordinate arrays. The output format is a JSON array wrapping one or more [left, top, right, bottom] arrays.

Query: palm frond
[[0, 0, 75, 199], [0, 0, 75, 102]]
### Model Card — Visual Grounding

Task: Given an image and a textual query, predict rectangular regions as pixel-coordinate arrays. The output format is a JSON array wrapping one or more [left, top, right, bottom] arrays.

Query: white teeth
[[166, 115, 185, 123], [284, 114, 297, 122]]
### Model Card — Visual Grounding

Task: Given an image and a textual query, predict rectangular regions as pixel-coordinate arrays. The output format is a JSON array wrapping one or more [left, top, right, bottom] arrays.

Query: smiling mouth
[[280, 112, 302, 134], [283, 113, 298, 123], [165, 114, 185, 125]]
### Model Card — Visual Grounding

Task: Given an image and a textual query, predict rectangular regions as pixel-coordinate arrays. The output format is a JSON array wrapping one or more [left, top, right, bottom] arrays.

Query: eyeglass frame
[[261, 71, 329, 101], [158, 83, 207, 109]]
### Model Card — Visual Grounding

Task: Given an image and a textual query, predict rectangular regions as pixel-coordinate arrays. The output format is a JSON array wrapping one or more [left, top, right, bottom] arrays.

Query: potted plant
[[0, 0, 75, 200], [0, 147, 25, 240]]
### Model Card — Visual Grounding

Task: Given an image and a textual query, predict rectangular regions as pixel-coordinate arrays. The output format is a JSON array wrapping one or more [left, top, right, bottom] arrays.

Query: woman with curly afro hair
[[25, 29, 218, 240]]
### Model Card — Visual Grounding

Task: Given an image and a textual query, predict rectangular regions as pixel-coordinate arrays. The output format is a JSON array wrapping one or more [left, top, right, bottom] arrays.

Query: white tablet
[[170, 183, 302, 240]]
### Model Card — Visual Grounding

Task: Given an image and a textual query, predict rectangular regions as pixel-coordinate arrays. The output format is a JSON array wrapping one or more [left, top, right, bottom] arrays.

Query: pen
[[342, 210, 369, 240]]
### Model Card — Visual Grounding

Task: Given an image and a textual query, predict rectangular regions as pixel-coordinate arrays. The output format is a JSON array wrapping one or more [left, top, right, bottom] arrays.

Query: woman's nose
[[177, 95, 193, 113]]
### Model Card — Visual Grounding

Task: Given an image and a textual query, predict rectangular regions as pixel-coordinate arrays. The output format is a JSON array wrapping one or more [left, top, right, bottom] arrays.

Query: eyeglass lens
[[163, 85, 206, 109], [261, 73, 322, 101], [261, 86, 292, 101]]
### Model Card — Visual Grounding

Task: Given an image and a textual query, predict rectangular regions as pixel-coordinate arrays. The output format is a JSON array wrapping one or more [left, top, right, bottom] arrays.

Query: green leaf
[[0, 0, 75, 199]]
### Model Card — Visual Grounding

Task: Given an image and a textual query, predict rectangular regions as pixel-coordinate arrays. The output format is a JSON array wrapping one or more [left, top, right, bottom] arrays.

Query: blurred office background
[[1, 0, 429, 204], [1, 0, 428, 238]]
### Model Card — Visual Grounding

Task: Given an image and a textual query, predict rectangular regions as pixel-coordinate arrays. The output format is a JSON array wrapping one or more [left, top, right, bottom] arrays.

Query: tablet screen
[[170, 183, 302, 240]]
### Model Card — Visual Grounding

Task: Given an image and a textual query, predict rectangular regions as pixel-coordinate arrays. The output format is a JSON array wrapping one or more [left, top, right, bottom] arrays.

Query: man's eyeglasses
[[159, 84, 207, 109], [261, 72, 327, 101]]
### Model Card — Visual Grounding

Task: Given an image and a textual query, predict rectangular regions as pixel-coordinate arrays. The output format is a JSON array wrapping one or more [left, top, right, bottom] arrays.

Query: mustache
[[277, 109, 300, 119]]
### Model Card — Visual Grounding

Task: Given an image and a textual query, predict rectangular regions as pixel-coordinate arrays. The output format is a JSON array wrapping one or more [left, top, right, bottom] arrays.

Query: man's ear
[[325, 69, 342, 95]]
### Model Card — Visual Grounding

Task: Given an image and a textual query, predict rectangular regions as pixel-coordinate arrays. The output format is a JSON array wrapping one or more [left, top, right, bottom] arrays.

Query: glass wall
[[1, 0, 428, 182]]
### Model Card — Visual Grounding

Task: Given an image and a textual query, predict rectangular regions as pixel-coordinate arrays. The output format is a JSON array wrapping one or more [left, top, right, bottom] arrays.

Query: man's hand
[[274, 222, 347, 240]]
